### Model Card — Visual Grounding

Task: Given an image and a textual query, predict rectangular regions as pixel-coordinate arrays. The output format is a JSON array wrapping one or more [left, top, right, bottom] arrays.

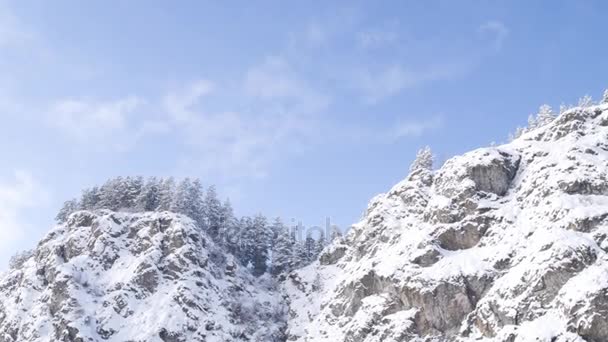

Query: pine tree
[[121, 176, 143, 209], [171, 178, 193, 215], [578, 95, 593, 108], [204, 185, 222, 237], [251, 214, 271, 276], [536, 104, 555, 127], [135, 177, 161, 211], [304, 233, 316, 263], [314, 231, 326, 258], [98, 177, 124, 211], [270, 217, 285, 249], [80, 187, 100, 210], [218, 199, 238, 249], [527, 114, 538, 131], [508, 127, 525, 142], [237, 216, 255, 267], [294, 239, 308, 268], [409, 146, 433, 173], [602, 89, 608, 104], [56, 199, 80, 223], [271, 223, 294, 276], [189, 179, 205, 226], [157, 177, 176, 211]]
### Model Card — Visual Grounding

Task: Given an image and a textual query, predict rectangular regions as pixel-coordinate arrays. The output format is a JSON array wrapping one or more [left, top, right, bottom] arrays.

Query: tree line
[[55, 176, 336, 277], [509, 90, 608, 141]]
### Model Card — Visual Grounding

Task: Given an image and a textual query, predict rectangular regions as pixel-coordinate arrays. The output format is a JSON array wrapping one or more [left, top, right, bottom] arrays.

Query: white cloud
[[244, 57, 301, 100], [244, 56, 330, 114], [355, 64, 465, 104], [479, 20, 509, 51], [163, 80, 214, 123], [163, 80, 320, 179], [0, 171, 47, 264], [48, 96, 143, 140], [392, 116, 443, 139]]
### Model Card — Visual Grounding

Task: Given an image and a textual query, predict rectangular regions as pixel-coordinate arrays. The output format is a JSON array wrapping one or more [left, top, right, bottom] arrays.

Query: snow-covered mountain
[[2, 100, 608, 342], [0, 211, 286, 341], [284, 103, 608, 341]]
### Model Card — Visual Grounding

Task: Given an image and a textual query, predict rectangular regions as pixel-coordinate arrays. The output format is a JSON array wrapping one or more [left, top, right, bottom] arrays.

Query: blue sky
[[1, 0, 607, 268]]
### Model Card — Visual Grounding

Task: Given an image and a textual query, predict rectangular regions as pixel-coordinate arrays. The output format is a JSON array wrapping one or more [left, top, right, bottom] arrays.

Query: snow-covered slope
[[3, 101, 608, 342], [0, 211, 286, 342], [284, 103, 608, 341]]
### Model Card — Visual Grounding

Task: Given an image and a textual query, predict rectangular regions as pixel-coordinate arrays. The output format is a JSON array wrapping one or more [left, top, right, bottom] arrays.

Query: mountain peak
[[284, 101, 608, 341]]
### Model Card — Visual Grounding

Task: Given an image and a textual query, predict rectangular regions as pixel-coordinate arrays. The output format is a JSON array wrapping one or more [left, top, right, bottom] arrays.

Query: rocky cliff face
[[0, 211, 286, 342], [284, 103, 608, 341]]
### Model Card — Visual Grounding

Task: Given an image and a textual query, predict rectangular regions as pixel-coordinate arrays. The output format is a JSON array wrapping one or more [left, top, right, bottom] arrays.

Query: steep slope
[[0, 211, 286, 342], [284, 103, 608, 341]]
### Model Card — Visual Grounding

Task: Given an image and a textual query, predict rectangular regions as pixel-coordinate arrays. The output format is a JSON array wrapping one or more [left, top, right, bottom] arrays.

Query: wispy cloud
[[479, 20, 509, 51], [392, 116, 443, 139], [244, 56, 330, 113], [354, 64, 467, 104], [48, 96, 144, 140], [163, 80, 214, 123], [163, 79, 321, 179], [244, 56, 302, 100], [0, 170, 48, 263]]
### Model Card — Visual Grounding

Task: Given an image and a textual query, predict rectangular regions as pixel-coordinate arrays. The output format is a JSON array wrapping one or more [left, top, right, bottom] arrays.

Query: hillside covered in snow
[[0, 211, 286, 341], [284, 100, 608, 341], [2, 95, 608, 342]]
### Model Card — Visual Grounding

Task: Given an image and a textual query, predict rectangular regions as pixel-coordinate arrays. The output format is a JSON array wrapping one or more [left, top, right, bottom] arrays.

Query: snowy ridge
[[0, 211, 285, 341], [284, 103, 608, 341]]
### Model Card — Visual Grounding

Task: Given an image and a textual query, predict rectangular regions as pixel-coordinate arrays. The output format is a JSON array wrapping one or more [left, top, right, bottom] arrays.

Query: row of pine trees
[[509, 90, 608, 141], [55, 176, 336, 277]]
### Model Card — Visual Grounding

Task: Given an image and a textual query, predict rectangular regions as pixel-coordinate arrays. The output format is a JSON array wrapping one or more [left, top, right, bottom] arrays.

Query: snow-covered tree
[[578, 95, 593, 108], [527, 114, 538, 131], [171, 178, 193, 215], [8, 249, 33, 269], [120, 176, 143, 209], [135, 177, 161, 212], [237, 216, 255, 267], [188, 179, 205, 226], [536, 104, 555, 127], [55, 199, 79, 223], [508, 127, 525, 142], [314, 231, 326, 258], [304, 233, 316, 263], [294, 239, 308, 268], [270, 220, 293, 276], [409, 146, 433, 173], [218, 199, 238, 251], [269, 217, 285, 249], [251, 214, 271, 276], [602, 89, 608, 104], [204, 185, 222, 237], [98, 177, 123, 211], [80, 187, 100, 210], [157, 177, 176, 211]]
